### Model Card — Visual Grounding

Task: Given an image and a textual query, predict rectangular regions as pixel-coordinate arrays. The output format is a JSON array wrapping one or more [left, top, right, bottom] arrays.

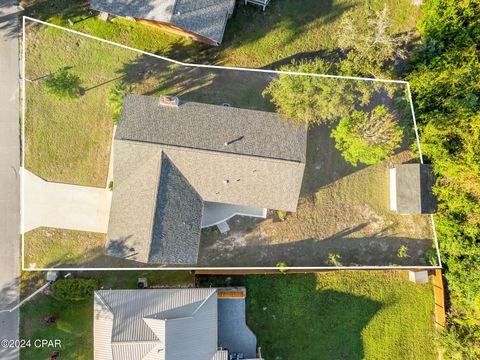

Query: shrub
[[276, 262, 288, 273], [52, 278, 97, 301], [331, 105, 402, 166], [108, 181, 113, 191], [109, 80, 132, 125], [45, 69, 81, 100], [397, 245, 409, 259], [276, 210, 287, 221], [327, 253, 342, 267], [424, 248, 438, 266]]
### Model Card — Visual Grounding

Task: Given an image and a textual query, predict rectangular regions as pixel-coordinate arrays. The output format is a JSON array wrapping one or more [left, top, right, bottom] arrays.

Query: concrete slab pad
[[22, 168, 111, 233]]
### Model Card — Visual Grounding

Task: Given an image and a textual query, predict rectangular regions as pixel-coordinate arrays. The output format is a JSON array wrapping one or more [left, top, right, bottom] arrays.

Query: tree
[[45, 69, 81, 100], [263, 59, 381, 127], [338, 6, 410, 78], [407, 0, 480, 357], [331, 105, 402, 166]]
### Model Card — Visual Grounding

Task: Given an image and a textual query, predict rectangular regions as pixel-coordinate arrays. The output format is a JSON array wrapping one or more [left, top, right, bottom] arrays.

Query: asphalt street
[[0, 1, 20, 359]]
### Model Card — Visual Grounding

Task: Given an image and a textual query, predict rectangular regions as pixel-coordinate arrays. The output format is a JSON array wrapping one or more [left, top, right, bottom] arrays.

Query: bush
[[327, 253, 342, 267], [45, 69, 81, 100], [52, 278, 97, 301], [331, 105, 403, 166], [109, 80, 132, 125], [407, 0, 480, 357], [276, 262, 288, 273]]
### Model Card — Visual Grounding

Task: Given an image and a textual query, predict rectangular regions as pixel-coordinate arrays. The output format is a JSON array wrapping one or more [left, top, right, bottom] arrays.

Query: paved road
[[0, 1, 20, 359]]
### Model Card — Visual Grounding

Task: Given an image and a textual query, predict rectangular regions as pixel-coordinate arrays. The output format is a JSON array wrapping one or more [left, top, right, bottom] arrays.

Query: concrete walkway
[[218, 298, 257, 358], [0, 1, 19, 359], [22, 169, 111, 233]]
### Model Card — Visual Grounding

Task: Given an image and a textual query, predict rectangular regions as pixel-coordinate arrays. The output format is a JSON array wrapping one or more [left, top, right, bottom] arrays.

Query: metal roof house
[[93, 287, 262, 360], [106, 94, 307, 265], [90, 0, 236, 45], [390, 164, 437, 215]]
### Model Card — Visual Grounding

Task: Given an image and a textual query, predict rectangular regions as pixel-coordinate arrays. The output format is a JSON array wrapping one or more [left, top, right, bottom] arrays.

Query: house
[[389, 163, 437, 214], [93, 287, 262, 360], [106, 94, 306, 265], [90, 0, 236, 45]]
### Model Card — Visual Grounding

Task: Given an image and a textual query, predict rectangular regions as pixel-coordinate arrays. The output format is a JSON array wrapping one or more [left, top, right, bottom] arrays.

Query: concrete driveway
[[22, 169, 111, 233], [0, 1, 19, 359]]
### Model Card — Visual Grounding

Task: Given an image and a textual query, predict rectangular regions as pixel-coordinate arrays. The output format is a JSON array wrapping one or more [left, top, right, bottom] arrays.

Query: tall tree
[[339, 6, 409, 78], [263, 59, 383, 127], [45, 69, 81, 101]]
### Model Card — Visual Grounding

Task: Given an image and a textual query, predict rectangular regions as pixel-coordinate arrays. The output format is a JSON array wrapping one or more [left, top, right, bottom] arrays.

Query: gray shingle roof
[[117, 94, 306, 163], [394, 164, 437, 214], [90, 0, 235, 44], [149, 154, 203, 264], [106, 143, 203, 265], [94, 288, 220, 360]]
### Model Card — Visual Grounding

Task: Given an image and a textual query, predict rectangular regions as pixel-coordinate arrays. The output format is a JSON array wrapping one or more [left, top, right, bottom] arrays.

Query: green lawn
[[25, 0, 421, 68], [21, 271, 435, 360], [20, 271, 195, 360], [243, 271, 436, 360]]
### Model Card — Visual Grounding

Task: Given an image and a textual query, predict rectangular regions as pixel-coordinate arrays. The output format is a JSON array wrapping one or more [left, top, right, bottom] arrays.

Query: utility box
[[46, 271, 58, 282], [137, 278, 148, 289], [408, 270, 429, 284]]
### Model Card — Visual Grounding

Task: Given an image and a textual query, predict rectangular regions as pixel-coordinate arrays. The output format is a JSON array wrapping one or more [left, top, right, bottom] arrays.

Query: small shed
[[390, 163, 437, 215]]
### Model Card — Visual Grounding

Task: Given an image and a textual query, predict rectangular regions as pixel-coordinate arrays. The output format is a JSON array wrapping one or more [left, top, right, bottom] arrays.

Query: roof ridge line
[[94, 292, 114, 314], [116, 139, 305, 165], [192, 288, 216, 316]]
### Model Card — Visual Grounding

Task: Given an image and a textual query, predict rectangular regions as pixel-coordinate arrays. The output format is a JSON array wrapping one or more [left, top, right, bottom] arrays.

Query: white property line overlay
[[21, 16, 442, 271]]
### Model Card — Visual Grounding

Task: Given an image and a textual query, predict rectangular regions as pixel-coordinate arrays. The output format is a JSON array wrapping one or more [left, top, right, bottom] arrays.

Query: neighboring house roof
[[391, 164, 437, 214], [90, 0, 236, 44], [107, 94, 306, 264], [94, 288, 221, 360]]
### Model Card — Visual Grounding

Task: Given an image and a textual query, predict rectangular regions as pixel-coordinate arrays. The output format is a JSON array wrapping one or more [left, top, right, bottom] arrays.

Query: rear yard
[[200, 271, 437, 360]]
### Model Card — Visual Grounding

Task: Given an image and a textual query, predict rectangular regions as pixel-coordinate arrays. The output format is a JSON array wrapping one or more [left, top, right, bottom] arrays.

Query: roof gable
[[94, 289, 218, 360]]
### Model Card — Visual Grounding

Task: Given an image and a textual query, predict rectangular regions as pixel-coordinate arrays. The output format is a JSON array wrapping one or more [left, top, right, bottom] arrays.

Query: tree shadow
[[199, 273, 382, 360], [0, 4, 20, 40], [0, 277, 19, 310], [198, 222, 433, 267], [223, 0, 354, 54]]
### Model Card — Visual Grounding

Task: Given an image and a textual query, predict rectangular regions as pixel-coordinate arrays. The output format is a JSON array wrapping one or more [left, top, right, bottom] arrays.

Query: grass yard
[[25, 0, 422, 68], [22, 0, 434, 268], [198, 130, 435, 267], [200, 271, 437, 360], [20, 271, 195, 360]]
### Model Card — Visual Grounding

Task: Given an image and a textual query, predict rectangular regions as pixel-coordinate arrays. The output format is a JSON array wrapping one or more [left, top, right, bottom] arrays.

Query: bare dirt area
[[198, 125, 435, 267]]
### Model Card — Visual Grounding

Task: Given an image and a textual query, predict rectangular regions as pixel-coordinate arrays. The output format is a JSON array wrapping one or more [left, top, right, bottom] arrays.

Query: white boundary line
[[21, 15, 26, 272], [21, 16, 442, 272]]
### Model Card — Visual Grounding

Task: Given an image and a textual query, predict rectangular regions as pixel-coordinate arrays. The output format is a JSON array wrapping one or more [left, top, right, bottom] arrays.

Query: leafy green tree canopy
[[263, 59, 382, 127], [338, 6, 409, 78], [332, 105, 402, 166], [45, 69, 81, 101]]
